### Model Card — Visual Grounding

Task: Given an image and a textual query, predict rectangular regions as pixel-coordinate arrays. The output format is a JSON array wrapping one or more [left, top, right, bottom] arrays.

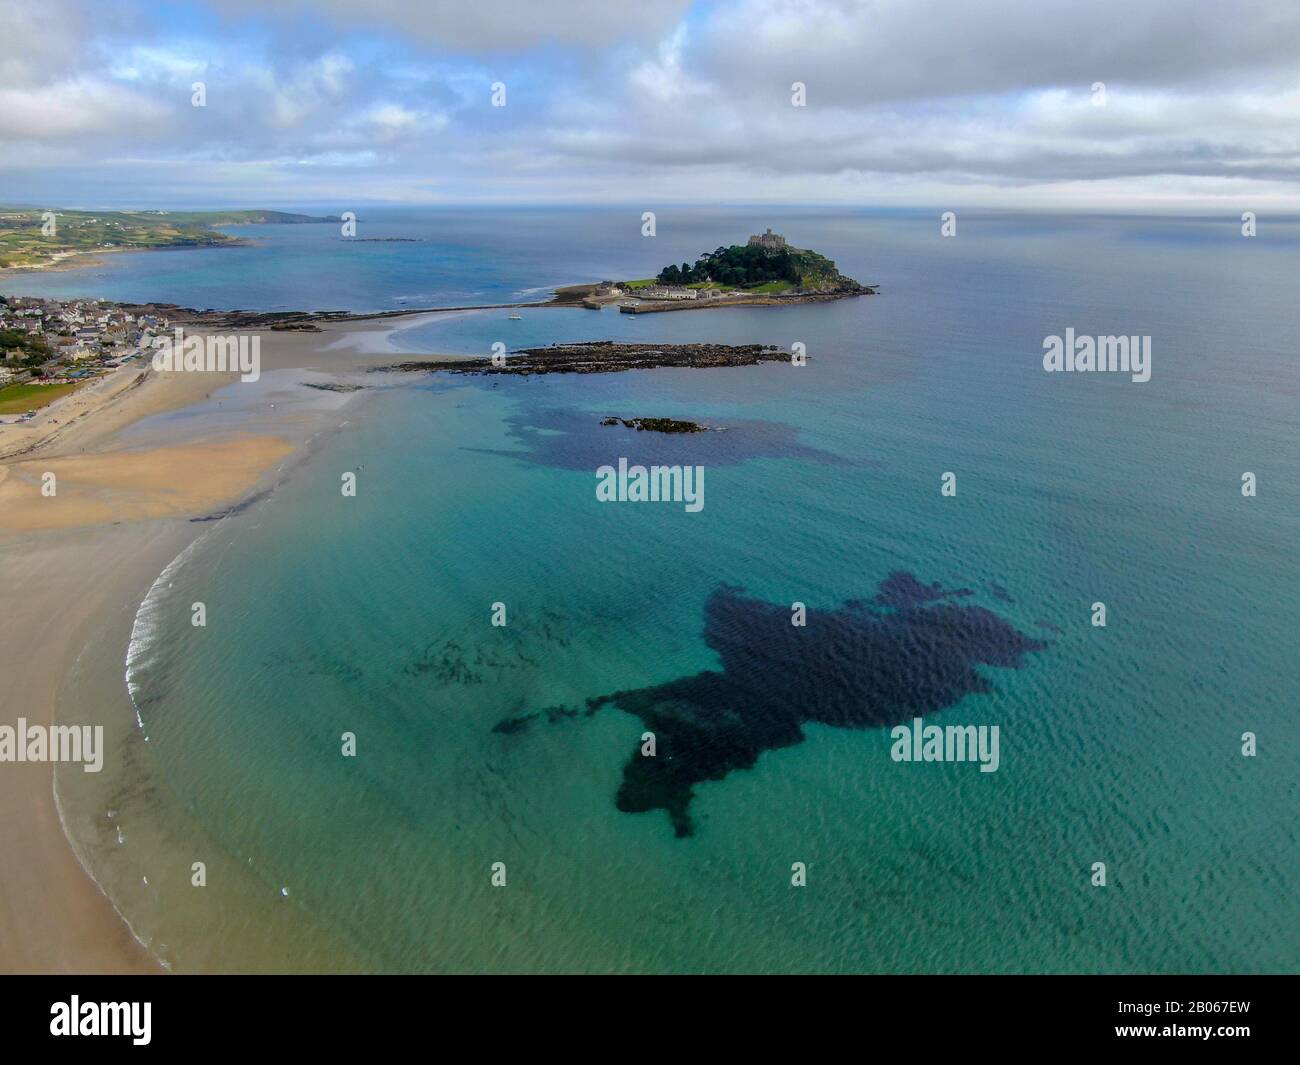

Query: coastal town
[[0, 295, 170, 420]]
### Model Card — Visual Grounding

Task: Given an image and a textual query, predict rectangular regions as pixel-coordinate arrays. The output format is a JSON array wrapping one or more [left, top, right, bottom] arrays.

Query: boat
[[508, 314, 522, 320]]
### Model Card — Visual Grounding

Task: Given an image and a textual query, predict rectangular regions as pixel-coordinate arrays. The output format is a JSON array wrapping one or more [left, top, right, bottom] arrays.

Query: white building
[[641, 286, 698, 300]]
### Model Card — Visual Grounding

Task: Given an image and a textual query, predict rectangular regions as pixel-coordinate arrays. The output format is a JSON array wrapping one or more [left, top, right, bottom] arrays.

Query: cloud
[[700, 0, 1300, 105], [0, 81, 172, 140], [515, 0, 1300, 202], [628, 25, 706, 105], [2, 0, 1299, 208]]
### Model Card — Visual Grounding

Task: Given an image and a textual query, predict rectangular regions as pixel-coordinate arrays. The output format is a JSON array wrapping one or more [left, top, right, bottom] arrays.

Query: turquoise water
[[45, 210, 1300, 971]]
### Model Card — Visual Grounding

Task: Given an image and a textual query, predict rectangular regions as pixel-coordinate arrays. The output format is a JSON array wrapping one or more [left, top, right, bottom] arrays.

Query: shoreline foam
[[0, 318, 399, 973]]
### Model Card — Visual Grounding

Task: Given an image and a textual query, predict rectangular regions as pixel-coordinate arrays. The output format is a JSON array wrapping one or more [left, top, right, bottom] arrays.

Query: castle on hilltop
[[747, 228, 787, 251]]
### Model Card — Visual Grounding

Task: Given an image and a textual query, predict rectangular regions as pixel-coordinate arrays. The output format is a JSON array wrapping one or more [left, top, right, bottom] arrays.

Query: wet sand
[[0, 319, 405, 973], [0, 522, 193, 973]]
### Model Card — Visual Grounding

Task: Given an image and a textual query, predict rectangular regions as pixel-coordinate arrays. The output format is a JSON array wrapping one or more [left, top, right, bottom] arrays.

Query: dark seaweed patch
[[868, 572, 974, 608], [190, 487, 274, 522], [492, 704, 581, 734], [498, 572, 1048, 837], [470, 406, 857, 472], [402, 610, 566, 687]]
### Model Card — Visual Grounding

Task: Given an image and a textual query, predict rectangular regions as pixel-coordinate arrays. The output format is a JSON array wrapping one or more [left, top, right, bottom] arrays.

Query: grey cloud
[[698, 0, 1300, 106], [4, 0, 1299, 208]]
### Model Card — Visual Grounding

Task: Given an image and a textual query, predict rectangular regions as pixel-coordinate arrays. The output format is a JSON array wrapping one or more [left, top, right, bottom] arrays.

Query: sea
[[20, 206, 1298, 973]]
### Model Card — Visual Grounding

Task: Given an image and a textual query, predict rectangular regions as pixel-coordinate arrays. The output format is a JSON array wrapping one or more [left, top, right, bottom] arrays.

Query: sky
[[2, 0, 1298, 211]]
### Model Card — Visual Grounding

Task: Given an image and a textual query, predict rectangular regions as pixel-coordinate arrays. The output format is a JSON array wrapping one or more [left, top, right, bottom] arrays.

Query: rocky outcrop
[[599, 416, 707, 433], [385, 341, 792, 376]]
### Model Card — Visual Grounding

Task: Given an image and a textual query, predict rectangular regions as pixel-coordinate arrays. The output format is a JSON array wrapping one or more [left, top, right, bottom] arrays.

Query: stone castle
[[747, 228, 787, 250]]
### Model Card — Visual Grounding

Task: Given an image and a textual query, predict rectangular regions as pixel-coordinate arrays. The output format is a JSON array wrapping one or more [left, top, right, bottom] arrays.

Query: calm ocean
[[39, 207, 1300, 972]]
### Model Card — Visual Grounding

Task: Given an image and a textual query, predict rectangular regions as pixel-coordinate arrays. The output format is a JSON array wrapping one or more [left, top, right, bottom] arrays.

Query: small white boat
[[508, 314, 522, 320]]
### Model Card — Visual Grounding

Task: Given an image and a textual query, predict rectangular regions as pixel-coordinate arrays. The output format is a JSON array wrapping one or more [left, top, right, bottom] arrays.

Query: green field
[[0, 380, 78, 415], [0, 207, 337, 269]]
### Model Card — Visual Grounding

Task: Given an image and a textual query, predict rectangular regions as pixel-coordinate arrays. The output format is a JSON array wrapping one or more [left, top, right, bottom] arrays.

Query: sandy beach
[[0, 320, 406, 973], [0, 522, 192, 973]]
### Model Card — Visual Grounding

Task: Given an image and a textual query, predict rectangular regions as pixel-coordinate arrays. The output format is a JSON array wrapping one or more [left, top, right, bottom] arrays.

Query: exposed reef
[[476, 406, 853, 472], [382, 341, 790, 376], [599, 416, 708, 433]]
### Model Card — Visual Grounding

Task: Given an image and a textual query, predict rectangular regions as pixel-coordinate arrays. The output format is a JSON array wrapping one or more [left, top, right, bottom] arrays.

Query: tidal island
[[555, 229, 875, 313], [157, 228, 874, 326]]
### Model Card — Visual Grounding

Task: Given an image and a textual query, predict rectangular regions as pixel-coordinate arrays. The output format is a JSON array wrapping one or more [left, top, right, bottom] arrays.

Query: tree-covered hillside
[[654, 243, 862, 292]]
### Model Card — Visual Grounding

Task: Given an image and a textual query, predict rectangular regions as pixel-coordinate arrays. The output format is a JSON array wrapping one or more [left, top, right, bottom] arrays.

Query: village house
[[640, 285, 699, 300]]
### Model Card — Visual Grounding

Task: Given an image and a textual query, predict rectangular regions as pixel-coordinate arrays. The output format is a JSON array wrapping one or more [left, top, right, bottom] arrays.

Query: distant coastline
[[0, 207, 338, 273]]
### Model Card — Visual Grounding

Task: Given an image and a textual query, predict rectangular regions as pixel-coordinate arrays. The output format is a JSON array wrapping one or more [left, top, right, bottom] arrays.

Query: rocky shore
[[600, 416, 708, 433], [382, 341, 792, 376], [617, 290, 869, 313], [97, 279, 874, 331]]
